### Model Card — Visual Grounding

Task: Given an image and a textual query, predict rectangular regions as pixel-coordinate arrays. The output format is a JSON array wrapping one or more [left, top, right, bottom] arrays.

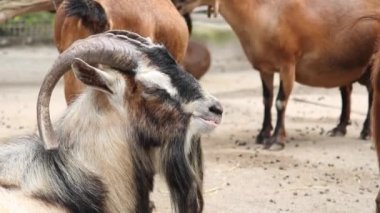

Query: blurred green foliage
[[192, 24, 235, 44], [7, 12, 54, 25]]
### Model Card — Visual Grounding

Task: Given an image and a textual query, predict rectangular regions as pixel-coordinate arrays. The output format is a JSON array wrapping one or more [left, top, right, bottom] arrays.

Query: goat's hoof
[[327, 126, 346, 137], [256, 135, 265, 144], [263, 138, 285, 151], [256, 131, 271, 144], [360, 128, 371, 140]]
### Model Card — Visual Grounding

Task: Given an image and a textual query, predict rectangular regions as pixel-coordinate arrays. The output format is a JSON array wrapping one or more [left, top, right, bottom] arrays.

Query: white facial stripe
[[136, 65, 178, 97]]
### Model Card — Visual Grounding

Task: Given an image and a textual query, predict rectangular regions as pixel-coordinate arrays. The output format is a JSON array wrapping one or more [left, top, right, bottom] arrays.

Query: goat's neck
[[56, 91, 139, 211], [57, 91, 128, 154], [217, 0, 258, 34]]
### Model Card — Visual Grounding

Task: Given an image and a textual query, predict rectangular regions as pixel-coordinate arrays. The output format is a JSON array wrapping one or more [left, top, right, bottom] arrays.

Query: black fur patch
[[65, 0, 109, 33], [188, 136, 204, 211], [30, 147, 107, 213], [162, 134, 202, 213], [277, 81, 286, 102], [143, 47, 203, 102], [130, 91, 202, 212], [358, 65, 372, 86], [135, 127, 162, 148], [183, 13, 193, 34], [131, 148, 155, 213]]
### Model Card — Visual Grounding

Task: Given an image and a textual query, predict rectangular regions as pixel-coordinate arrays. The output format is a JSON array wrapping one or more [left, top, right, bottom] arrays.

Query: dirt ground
[[0, 31, 379, 212]]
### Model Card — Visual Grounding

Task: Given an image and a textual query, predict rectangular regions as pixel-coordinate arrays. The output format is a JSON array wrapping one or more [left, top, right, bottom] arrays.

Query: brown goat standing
[[174, 0, 380, 149]]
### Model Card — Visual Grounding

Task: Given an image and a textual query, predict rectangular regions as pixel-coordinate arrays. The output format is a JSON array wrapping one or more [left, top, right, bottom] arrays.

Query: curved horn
[[37, 31, 146, 150]]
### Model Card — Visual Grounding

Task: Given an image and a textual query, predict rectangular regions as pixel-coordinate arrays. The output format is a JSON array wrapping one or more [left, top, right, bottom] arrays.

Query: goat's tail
[[64, 0, 109, 33]]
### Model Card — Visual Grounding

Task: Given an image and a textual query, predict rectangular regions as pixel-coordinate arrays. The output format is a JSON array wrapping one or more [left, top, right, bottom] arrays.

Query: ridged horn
[[37, 30, 150, 150]]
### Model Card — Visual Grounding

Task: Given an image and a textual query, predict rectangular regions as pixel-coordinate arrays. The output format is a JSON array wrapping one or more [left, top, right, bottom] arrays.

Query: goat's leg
[[360, 83, 372, 140], [328, 85, 352, 137], [256, 73, 274, 144], [357, 67, 372, 140], [264, 64, 295, 150]]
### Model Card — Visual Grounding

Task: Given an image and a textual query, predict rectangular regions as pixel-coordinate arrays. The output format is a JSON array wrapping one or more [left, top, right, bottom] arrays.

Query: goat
[[0, 31, 223, 213], [54, 0, 189, 103], [173, 0, 380, 149]]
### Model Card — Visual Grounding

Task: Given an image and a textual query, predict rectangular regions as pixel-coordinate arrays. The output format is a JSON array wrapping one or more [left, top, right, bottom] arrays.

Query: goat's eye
[[143, 87, 178, 102]]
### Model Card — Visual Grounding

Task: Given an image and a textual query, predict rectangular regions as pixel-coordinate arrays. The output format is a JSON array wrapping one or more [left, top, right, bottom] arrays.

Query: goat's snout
[[187, 96, 223, 134]]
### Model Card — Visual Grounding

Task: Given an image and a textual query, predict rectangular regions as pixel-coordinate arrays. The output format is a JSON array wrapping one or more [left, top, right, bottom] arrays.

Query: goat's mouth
[[187, 98, 223, 133], [193, 114, 222, 131], [196, 116, 220, 126]]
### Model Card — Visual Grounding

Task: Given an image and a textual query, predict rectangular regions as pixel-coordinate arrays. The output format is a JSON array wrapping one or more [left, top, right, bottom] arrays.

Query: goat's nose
[[209, 102, 223, 116]]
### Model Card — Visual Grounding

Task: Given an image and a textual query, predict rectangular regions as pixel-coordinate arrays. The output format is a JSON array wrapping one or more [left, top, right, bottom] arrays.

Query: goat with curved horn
[[1, 30, 223, 212]]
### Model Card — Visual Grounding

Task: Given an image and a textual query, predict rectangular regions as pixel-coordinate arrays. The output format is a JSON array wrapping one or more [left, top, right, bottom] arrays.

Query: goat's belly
[[0, 188, 67, 213], [295, 64, 366, 88]]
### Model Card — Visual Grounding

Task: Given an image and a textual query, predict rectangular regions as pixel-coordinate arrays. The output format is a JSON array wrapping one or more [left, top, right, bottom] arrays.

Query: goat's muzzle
[[187, 96, 223, 133]]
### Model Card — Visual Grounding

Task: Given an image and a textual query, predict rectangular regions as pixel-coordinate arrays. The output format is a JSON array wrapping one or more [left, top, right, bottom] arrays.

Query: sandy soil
[[0, 38, 379, 212]]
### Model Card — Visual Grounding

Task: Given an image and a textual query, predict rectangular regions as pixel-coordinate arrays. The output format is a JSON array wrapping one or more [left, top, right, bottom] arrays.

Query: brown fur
[[372, 51, 380, 213], [175, 0, 380, 148], [55, 0, 189, 103], [183, 40, 211, 79]]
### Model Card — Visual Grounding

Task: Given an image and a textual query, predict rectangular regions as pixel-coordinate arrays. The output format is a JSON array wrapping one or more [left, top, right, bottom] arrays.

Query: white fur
[[136, 63, 178, 97], [0, 188, 67, 213], [57, 87, 136, 212], [0, 72, 136, 212]]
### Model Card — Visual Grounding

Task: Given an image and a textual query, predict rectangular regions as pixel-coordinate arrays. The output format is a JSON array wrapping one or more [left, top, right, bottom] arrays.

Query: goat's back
[[54, 0, 188, 102], [220, 0, 380, 87], [55, 0, 188, 61]]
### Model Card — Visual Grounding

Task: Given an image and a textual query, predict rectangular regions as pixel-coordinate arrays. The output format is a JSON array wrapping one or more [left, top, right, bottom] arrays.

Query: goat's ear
[[71, 58, 114, 94]]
